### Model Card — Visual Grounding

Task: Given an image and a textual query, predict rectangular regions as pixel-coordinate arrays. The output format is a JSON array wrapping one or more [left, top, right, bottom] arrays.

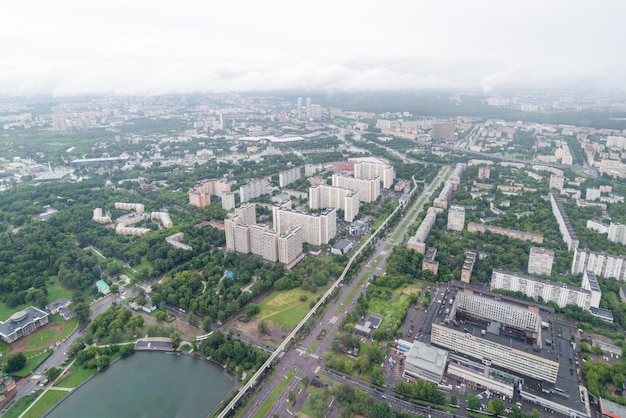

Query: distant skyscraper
[[297, 97, 303, 119], [306, 97, 312, 119]]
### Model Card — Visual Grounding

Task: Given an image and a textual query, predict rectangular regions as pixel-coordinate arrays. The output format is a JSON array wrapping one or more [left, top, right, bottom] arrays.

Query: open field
[[55, 365, 96, 388], [368, 288, 414, 330], [21, 390, 67, 418], [257, 287, 326, 329], [23, 329, 57, 350], [46, 281, 74, 302]]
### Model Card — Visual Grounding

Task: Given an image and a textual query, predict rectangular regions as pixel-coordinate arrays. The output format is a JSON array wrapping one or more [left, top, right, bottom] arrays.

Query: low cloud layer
[[1, 0, 624, 96]]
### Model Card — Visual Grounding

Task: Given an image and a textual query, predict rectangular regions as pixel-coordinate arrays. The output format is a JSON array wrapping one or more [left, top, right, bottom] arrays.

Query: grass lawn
[[55, 365, 96, 388], [2, 393, 38, 418], [0, 301, 28, 322], [0, 341, 9, 358], [21, 390, 68, 418], [300, 386, 324, 416], [368, 289, 413, 330], [253, 367, 297, 418], [10, 350, 53, 378], [257, 287, 326, 329], [23, 329, 58, 350], [46, 281, 74, 302]]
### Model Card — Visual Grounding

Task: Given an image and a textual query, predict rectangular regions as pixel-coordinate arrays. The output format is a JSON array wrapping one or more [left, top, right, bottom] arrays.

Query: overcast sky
[[1, 0, 625, 96]]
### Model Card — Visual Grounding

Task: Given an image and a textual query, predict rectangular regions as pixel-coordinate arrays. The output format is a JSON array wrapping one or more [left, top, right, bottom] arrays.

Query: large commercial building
[[0, 307, 49, 343], [279, 167, 302, 188], [491, 269, 591, 310], [447, 205, 465, 231], [402, 341, 449, 384], [273, 204, 336, 246], [188, 179, 231, 208], [432, 291, 559, 384], [309, 184, 360, 222], [350, 158, 396, 189], [527, 247, 554, 276], [240, 179, 269, 202], [332, 174, 380, 203]]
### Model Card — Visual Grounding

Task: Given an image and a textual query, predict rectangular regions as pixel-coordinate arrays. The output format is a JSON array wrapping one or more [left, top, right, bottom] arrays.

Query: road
[[238, 165, 454, 418]]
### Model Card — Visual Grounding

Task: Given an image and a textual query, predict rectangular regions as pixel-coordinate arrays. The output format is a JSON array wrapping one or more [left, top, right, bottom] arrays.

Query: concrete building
[[422, 247, 439, 275], [115, 202, 144, 213], [432, 292, 559, 384], [587, 219, 609, 234], [491, 269, 591, 310], [277, 226, 303, 267], [432, 122, 455, 140], [235, 203, 257, 226], [608, 222, 626, 245], [188, 179, 232, 208], [478, 166, 490, 181], [407, 207, 443, 254], [279, 167, 302, 188], [309, 184, 360, 222], [586, 188, 602, 201], [331, 239, 354, 256], [273, 204, 336, 246], [0, 307, 49, 344], [550, 193, 579, 251], [447, 205, 465, 231], [92, 208, 111, 224], [166, 233, 193, 251], [528, 247, 554, 276], [549, 174, 565, 191], [151, 212, 173, 228], [332, 174, 380, 203], [351, 158, 396, 189], [221, 191, 236, 210], [240, 179, 269, 202], [572, 247, 626, 281], [581, 270, 602, 308], [402, 341, 449, 384], [467, 222, 544, 243], [460, 251, 477, 284]]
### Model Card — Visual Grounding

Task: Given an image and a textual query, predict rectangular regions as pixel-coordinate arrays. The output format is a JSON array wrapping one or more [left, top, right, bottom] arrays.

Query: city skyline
[[2, 0, 625, 96]]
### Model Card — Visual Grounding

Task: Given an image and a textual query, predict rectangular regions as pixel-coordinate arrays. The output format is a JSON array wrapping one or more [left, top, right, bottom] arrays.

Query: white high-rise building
[[239, 180, 268, 202], [277, 226, 303, 266], [351, 158, 396, 189], [447, 205, 465, 231], [608, 222, 626, 245], [549, 174, 565, 191], [279, 167, 302, 188], [528, 247, 554, 276], [273, 204, 336, 246], [309, 184, 360, 222], [581, 270, 602, 308], [235, 203, 256, 225], [297, 97, 303, 119], [332, 174, 380, 203]]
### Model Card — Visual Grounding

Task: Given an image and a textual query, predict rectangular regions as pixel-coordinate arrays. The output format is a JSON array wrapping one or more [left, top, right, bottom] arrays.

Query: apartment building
[[351, 158, 396, 189], [309, 184, 360, 222], [277, 226, 303, 266], [188, 179, 231, 208], [447, 205, 465, 231], [572, 247, 626, 281], [460, 251, 477, 283], [240, 179, 269, 202], [407, 207, 443, 254], [550, 193, 579, 251], [528, 247, 554, 276], [491, 269, 591, 310], [279, 167, 301, 188], [467, 222, 544, 244], [422, 247, 439, 275], [331, 174, 380, 203], [273, 204, 336, 246]]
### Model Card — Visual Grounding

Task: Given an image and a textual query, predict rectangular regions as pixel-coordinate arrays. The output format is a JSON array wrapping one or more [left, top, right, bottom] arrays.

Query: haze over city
[[2, 0, 625, 96]]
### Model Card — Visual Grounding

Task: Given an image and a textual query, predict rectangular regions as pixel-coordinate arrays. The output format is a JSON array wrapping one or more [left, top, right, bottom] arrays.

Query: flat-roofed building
[[581, 270, 602, 308], [240, 179, 269, 202], [447, 205, 465, 231], [402, 341, 449, 384], [432, 292, 559, 383], [279, 167, 301, 188], [351, 158, 395, 189], [423, 247, 439, 275], [277, 226, 303, 267], [0, 307, 49, 344], [460, 251, 477, 283], [332, 174, 380, 203], [528, 247, 554, 276], [273, 205, 336, 246], [309, 184, 360, 222], [491, 269, 591, 310], [235, 203, 256, 225], [188, 179, 231, 208]]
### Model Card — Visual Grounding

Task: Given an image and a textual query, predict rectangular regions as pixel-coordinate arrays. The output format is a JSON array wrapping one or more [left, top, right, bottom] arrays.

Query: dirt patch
[[395, 287, 421, 296], [8, 322, 64, 354], [225, 317, 286, 346]]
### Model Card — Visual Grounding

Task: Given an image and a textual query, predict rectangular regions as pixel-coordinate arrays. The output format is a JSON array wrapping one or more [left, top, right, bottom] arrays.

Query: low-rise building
[[0, 307, 49, 343]]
